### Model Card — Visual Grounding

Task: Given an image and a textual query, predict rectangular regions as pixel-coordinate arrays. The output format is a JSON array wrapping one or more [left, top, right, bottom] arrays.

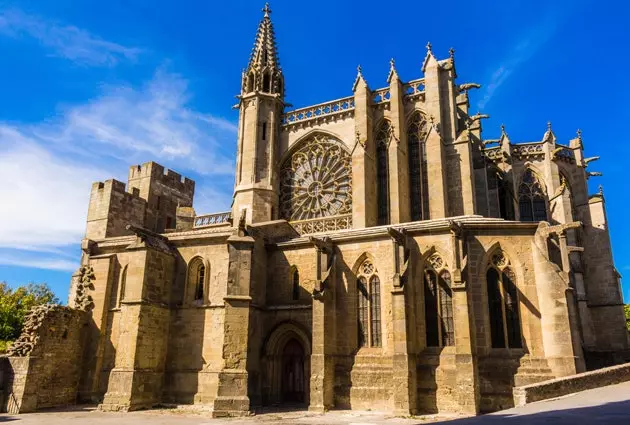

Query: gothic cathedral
[[6, 3, 628, 418]]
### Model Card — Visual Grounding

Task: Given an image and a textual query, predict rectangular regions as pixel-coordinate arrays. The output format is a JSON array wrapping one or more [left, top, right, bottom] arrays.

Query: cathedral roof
[[246, 3, 281, 73]]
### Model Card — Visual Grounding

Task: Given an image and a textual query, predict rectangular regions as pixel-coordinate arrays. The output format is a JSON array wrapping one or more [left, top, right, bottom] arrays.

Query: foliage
[[0, 282, 59, 347], [625, 304, 630, 332]]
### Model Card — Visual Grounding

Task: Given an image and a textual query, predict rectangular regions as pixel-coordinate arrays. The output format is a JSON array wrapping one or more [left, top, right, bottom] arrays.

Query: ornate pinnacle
[[426, 41, 432, 52], [390, 58, 395, 69], [357, 64, 363, 75], [598, 185, 604, 196], [501, 124, 506, 133], [577, 128, 582, 139], [449, 47, 455, 58], [547, 121, 552, 131], [262, 2, 271, 17]]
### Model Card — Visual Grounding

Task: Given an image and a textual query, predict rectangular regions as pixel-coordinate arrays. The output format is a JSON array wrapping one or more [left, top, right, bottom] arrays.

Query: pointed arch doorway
[[262, 322, 311, 407]]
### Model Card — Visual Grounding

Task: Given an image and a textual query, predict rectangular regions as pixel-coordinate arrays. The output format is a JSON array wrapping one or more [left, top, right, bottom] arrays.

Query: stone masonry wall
[[2, 306, 87, 413]]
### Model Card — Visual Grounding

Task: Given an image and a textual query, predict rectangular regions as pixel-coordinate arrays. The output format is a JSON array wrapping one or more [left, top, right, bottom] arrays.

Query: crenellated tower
[[233, 3, 285, 224]]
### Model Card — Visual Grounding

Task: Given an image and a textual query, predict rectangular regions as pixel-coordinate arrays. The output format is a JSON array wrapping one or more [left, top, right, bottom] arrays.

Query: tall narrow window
[[407, 112, 429, 221], [189, 257, 206, 304], [263, 72, 271, 92], [376, 121, 391, 225], [119, 265, 127, 307], [356, 258, 382, 348], [369, 276, 382, 347], [424, 253, 454, 347], [487, 251, 522, 348], [292, 267, 300, 301], [357, 277, 369, 347], [518, 169, 547, 222], [262, 122, 267, 141]]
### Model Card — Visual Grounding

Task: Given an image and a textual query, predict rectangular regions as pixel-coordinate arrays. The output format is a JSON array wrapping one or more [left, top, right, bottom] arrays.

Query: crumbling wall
[[2, 305, 87, 413]]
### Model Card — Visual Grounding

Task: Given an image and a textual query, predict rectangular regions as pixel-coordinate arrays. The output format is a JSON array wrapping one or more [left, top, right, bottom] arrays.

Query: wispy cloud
[[477, 15, 560, 110], [0, 70, 237, 271], [0, 8, 140, 66]]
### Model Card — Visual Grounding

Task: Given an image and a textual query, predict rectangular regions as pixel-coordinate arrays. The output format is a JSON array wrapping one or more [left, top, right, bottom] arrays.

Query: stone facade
[[3, 3, 628, 417]]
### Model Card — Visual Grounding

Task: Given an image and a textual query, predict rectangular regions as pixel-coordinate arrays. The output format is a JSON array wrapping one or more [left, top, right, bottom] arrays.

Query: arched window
[[424, 253, 454, 347], [559, 173, 575, 222], [118, 265, 127, 307], [188, 257, 206, 304], [291, 267, 300, 301], [407, 112, 429, 221], [246, 73, 254, 93], [357, 258, 382, 348], [376, 121, 391, 225], [488, 167, 515, 220], [262, 72, 271, 93], [487, 251, 522, 348], [518, 169, 547, 222]]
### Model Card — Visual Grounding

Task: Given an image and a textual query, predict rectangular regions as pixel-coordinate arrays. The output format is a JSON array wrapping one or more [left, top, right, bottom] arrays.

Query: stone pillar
[[309, 237, 335, 412], [422, 50, 448, 219], [451, 226, 479, 414], [99, 244, 174, 412], [213, 234, 255, 417], [387, 64, 410, 224], [388, 228, 417, 415], [352, 69, 376, 228]]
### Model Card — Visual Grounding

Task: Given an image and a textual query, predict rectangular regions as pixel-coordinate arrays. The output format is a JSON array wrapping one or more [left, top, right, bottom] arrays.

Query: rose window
[[279, 135, 352, 221]]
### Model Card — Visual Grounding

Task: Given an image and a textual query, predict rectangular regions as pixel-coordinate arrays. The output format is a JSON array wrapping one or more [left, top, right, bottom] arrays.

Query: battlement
[[91, 179, 141, 200], [128, 161, 195, 195]]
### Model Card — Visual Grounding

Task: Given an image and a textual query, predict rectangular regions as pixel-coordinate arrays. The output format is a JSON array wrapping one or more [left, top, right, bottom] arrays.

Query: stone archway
[[261, 322, 311, 407]]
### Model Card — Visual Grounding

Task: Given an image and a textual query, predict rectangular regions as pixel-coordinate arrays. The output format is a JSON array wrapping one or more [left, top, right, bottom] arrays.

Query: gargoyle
[[458, 83, 481, 92]]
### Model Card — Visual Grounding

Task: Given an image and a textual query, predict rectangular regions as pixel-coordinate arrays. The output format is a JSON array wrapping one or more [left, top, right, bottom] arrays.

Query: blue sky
[[0, 0, 629, 303]]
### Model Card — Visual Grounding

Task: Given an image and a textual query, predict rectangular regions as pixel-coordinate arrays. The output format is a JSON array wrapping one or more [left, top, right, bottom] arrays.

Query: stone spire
[[242, 3, 284, 95]]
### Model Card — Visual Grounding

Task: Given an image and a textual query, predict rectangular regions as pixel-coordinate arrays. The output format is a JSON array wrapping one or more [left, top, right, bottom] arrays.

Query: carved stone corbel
[[387, 228, 411, 289], [309, 236, 334, 301]]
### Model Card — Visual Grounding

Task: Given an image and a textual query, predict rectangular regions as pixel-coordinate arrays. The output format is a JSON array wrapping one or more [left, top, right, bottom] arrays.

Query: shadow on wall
[[426, 399, 630, 425]]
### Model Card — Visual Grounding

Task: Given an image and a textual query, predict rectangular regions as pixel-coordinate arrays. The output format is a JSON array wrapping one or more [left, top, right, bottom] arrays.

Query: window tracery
[[518, 169, 547, 222], [279, 134, 352, 221], [357, 258, 382, 348], [407, 112, 429, 221], [423, 253, 454, 347], [487, 251, 522, 348], [376, 121, 391, 225]]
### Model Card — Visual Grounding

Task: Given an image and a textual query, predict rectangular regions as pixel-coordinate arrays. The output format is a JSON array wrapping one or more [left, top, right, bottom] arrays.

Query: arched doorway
[[281, 338, 306, 403], [262, 322, 311, 407]]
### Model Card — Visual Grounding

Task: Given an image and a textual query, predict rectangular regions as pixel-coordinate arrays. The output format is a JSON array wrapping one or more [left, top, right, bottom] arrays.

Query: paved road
[[2, 381, 629, 424]]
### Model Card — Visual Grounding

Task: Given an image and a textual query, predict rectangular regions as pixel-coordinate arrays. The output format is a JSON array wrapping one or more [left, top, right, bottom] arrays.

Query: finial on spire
[[357, 64, 363, 75], [449, 47, 455, 58], [426, 41, 432, 52], [577, 128, 582, 139], [501, 124, 506, 133], [547, 121, 552, 131], [390, 58, 395, 69], [598, 185, 604, 196], [262, 2, 271, 17]]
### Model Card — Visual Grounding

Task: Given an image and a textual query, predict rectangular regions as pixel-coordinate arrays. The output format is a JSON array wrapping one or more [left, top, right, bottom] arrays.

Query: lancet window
[[488, 167, 515, 220], [188, 257, 206, 304], [518, 169, 547, 222], [291, 267, 300, 300], [486, 251, 522, 349], [407, 112, 430, 221], [357, 258, 382, 348], [423, 253, 454, 347], [376, 121, 391, 225], [279, 134, 352, 221]]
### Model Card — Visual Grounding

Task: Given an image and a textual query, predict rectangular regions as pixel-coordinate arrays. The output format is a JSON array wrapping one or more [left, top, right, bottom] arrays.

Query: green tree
[[0, 282, 59, 346], [625, 304, 630, 332]]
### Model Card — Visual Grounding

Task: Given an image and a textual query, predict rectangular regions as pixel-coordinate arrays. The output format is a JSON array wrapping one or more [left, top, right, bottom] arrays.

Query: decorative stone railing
[[511, 143, 545, 160], [372, 87, 391, 104], [281, 96, 355, 128], [403, 78, 425, 101], [193, 211, 232, 228], [290, 214, 352, 235]]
